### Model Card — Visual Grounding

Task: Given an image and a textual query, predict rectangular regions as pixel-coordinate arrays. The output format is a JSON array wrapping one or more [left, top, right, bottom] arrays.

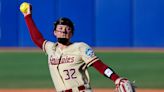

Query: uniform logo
[[85, 48, 94, 57], [49, 55, 75, 65]]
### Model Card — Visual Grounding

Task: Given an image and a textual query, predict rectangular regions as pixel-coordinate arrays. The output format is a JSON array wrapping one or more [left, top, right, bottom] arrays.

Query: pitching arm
[[25, 14, 45, 49], [20, 3, 45, 49]]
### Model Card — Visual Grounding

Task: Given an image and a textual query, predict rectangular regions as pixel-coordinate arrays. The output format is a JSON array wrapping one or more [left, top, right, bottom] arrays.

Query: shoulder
[[44, 40, 56, 47], [43, 40, 57, 52], [73, 42, 90, 47], [72, 42, 93, 53]]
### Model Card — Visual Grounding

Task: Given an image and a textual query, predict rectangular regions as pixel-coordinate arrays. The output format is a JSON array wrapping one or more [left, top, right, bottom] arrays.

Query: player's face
[[54, 24, 72, 39]]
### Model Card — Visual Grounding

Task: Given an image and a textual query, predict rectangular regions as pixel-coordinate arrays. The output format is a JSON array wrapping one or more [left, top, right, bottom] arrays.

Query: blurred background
[[1, 0, 164, 47], [0, 0, 164, 91]]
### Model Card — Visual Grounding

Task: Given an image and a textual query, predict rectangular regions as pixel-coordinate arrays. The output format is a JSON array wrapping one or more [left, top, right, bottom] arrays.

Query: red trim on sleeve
[[43, 40, 48, 52], [110, 73, 120, 82], [92, 60, 119, 82], [25, 14, 45, 49], [92, 60, 108, 74]]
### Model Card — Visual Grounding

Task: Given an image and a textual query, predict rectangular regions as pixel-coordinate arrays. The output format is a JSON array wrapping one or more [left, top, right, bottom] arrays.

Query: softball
[[20, 2, 30, 13]]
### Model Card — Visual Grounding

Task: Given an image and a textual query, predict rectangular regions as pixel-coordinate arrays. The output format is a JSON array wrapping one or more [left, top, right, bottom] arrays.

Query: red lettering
[[49, 55, 75, 65]]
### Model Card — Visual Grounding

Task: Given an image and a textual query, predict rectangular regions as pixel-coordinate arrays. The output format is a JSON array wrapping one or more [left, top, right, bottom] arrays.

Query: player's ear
[[54, 30, 57, 36]]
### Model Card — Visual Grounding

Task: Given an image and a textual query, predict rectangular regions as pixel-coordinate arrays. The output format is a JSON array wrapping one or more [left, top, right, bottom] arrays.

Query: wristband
[[104, 68, 114, 78]]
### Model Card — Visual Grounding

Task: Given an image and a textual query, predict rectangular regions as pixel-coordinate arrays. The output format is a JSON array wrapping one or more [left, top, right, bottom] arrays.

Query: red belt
[[63, 85, 85, 92]]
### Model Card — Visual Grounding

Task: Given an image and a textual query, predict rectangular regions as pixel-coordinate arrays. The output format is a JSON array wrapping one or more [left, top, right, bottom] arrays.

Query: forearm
[[92, 60, 119, 82], [25, 14, 45, 49]]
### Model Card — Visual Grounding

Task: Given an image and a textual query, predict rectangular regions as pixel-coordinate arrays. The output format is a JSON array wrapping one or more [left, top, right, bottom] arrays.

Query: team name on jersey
[[50, 55, 75, 65]]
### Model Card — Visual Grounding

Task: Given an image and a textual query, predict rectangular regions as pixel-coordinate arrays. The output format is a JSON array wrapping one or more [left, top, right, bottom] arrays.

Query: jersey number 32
[[63, 68, 77, 80]]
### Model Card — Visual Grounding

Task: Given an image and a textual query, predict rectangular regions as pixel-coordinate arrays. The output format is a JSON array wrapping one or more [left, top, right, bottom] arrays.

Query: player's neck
[[57, 42, 71, 50]]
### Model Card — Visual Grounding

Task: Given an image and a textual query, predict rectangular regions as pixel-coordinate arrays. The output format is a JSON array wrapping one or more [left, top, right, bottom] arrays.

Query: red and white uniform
[[24, 14, 119, 92], [43, 41, 98, 91]]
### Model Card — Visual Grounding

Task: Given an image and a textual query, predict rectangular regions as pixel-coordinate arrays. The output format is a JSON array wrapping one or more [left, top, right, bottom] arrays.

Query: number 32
[[63, 68, 77, 80]]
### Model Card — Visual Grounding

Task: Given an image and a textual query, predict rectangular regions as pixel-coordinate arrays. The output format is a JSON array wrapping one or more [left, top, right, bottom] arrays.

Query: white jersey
[[42, 41, 99, 92]]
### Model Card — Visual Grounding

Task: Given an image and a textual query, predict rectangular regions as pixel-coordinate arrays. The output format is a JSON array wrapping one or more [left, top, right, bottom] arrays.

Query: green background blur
[[0, 51, 164, 89]]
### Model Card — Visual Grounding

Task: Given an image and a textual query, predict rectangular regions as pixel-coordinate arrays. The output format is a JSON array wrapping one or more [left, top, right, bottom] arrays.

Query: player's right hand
[[20, 2, 32, 17]]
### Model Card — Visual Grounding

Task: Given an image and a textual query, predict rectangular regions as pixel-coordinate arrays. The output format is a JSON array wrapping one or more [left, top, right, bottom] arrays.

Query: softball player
[[20, 3, 135, 92]]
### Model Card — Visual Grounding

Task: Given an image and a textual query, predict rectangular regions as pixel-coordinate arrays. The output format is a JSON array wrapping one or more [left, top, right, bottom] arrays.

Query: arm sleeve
[[24, 14, 45, 49], [92, 60, 120, 82], [79, 42, 119, 82], [79, 42, 99, 67]]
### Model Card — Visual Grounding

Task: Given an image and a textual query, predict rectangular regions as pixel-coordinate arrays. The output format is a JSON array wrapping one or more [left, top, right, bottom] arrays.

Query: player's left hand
[[115, 77, 136, 92]]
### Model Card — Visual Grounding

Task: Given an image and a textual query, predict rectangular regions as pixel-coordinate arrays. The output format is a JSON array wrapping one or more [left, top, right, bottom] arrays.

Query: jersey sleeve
[[79, 42, 99, 67], [25, 14, 45, 49], [42, 40, 55, 54]]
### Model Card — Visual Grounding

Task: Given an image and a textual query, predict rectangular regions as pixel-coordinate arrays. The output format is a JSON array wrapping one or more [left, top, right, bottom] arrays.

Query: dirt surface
[[0, 88, 164, 92]]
